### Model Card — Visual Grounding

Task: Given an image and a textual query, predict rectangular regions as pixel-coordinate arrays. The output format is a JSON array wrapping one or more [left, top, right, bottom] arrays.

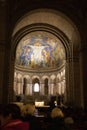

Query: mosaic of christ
[[15, 31, 66, 70]]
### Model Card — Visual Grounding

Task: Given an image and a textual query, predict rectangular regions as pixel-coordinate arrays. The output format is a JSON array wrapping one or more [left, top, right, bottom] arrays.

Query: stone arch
[[9, 9, 81, 107], [11, 9, 80, 62], [12, 9, 80, 45]]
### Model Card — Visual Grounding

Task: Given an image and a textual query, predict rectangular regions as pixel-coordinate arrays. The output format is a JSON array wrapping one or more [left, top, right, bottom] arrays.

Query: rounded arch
[[9, 9, 81, 106], [12, 8, 81, 45], [22, 75, 30, 83], [12, 23, 69, 67], [32, 77, 40, 84], [11, 8, 81, 70], [32, 77, 40, 95], [50, 75, 56, 81], [42, 75, 49, 81], [32, 76, 40, 81]]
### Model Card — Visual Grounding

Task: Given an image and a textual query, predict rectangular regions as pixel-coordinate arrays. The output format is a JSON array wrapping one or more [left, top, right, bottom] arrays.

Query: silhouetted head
[[0, 103, 21, 119], [51, 107, 64, 118]]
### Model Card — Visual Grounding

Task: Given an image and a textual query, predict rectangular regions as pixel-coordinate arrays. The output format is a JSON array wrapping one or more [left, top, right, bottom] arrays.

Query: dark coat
[[47, 117, 70, 130]]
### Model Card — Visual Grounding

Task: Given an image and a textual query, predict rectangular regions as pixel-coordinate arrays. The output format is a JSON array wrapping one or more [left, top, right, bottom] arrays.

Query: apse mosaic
[[15, 31, 66, 70]]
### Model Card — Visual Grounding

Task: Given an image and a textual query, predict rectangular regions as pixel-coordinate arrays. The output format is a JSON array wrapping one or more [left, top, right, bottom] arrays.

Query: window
[[34, 83, 39, 92]]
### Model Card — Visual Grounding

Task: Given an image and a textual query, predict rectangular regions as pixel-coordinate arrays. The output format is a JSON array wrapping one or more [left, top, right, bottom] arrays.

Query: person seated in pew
[[0, 103, 29, 130]]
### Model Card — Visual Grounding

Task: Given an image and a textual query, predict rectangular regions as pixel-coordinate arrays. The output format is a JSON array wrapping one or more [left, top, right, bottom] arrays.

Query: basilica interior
[[0, 0, 87, 110], [14, 31, 66, 105]]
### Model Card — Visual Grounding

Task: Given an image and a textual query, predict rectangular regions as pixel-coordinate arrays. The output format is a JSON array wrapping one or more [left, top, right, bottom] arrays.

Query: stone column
[[0, 44, 5, 103], [79, 15, 87, 109], [14, 76, 17, 94], [0, 1, 10, 103], [58, 83, 62, 95], [63, 79, 67, 103], [7, 50, 15, 103], [25, 83, 30, 95], [72, 57, 81, 107], [79, 47, 87, 109], [20, 79, 23, 94], [40, 81, 45, 95], [66, 58, 74, 105], [17, 81, 22, 95], [50, 83, 54, 95], [29, 80, 33, 95]]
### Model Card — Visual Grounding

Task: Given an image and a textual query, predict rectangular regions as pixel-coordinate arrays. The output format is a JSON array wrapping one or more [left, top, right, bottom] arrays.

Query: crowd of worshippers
[[0, 102, 87, 130]]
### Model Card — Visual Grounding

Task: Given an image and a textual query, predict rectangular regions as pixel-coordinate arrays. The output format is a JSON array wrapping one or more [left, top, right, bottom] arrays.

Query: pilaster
[[0, 42, 5, 103]]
